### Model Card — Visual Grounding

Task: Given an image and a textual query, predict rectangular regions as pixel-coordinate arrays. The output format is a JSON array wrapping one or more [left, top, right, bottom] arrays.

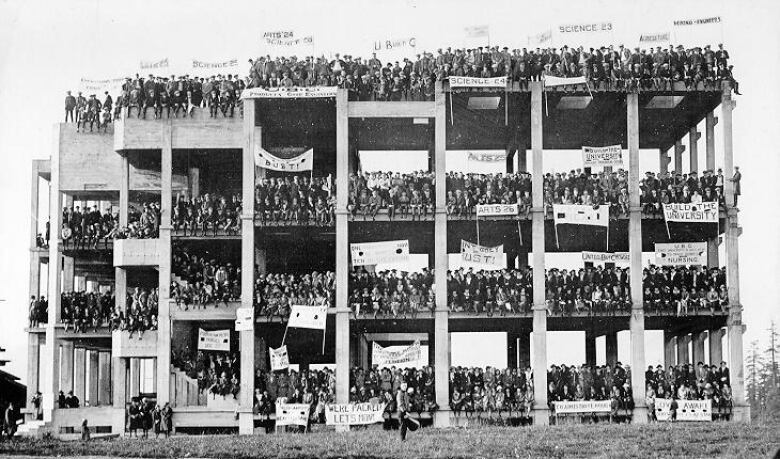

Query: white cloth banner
[[263, 31, 313, 47], [275, 402, 311, 426], [673, 16, 722, 27], [254, 148, 314, 172], [464, 25, 489, 38], [270, 345, 290, 371], [287, 305, 328, 330], [191, 59, 239, 72], [639, 32, 671, 45], [476, 203, 519, 217], [663, 202, 719, 223], [350, 240, 410, 266], [374, 37, 417, 52], [325, 403, 387, 426], [553, 204, 609, 227], [372, 341, 421, 368], [655, 242, 707, 266], [241, 87, 338, 99], [461, 240, 504, 268], [528, 29, 553, 47], [554, 400, 612, 414], [235, 307, 254, 331], [140, 58, 169, 71], [198, 329, 230, 351], [544, 75, 588, 87], [655, 398, 712, 421], [582, 251, 630, 266], [467, 151, 507, 162], [449, 76, 507, 88], [558, 22, 613, 34], [582, 145, 624, 167], [79, 78, 124, 96]]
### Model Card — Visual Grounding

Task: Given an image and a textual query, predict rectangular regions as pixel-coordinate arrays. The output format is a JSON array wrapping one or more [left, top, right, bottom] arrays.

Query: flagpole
[[505, 83, 509, 126], [282, 322, 289, 346], [476, 218, 480, 245], [449, 91, 454, 125], [517, 218, 523, 247], [322, 327, 326, 354]]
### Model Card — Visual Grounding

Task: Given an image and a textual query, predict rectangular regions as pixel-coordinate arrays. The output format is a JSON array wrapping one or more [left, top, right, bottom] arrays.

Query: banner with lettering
[[655, 398, 712, 421], [467, 151, 507, 162], [553, 400, 612, 414], [79, 78, 125, 96], [241, 87, 338, 99], [449, 76, 507, 88], [191, 59, 239, 74], [325, 403, 387, 426], [198, 329, 230, 352], [350, 240, 410, 266], [476, 203, 519, 217], [663, 202, 719, 223], [275, 402, 311, 426], [582, 145, 623, 167], [553, 205, 609, 227], [528, 29, 553, 48], [655, 242, 707, 266], [287, 305, 328, 330], [464, 25, 489, 38], [140, 58, 169, 71], [582, 251, 630, 267], [263, 31, 313, 47], [639, 32, 671, 46], [372, 341, 422, 368], [254, 148, 314, 172], [270, 345, 290, 371], [558, 22, 613, 34], [461, 240, 504, 268], [544, 75, 588, 87], [672, 16, 723, 45], [235, 307, 254, 332], [374, 37, 417, 52]]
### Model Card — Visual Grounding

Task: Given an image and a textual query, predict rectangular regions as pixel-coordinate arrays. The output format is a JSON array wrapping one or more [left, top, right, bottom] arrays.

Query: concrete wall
[[113, 239, 161, 266]]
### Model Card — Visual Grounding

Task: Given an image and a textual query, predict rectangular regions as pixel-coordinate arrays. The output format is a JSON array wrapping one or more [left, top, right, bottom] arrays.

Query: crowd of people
[[642, 266, 728, 315], [170, 249, 242, 308], [172, 192, 242, 236], [57, 288, 158, 338], [547, 363, 633, 407], [28, 295, 49, 328], [127, 398, 173, 438], [59, 203, 160, 250], [347, 171, 436, 221], [449, 366, 535, 422], [256, 175, 335, 226], [172, 348, 241, 398], [255, 271, 335, 319], [640, 169, 738, 214], [349, 268, 435, 318], [644, 361, 733, 420]]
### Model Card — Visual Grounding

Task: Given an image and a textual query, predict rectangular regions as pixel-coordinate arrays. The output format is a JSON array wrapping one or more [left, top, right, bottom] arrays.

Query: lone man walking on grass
[[396, 382, 410, 441]]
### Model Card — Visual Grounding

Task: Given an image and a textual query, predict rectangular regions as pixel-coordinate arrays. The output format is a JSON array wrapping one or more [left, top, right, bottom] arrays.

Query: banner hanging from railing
[[476, 203, 519, 217], [241, 87, 338, 99], [325, 403, 387, 426], [275, 402, 311, 426], [350, 240, 410, 266], [372, 341, 421, 368], [655, 242, 707, 266], [270, 345, 290, 371], [582, 251, 630, 266], [254, 148, 313, 172], [461, 240, 504, 268], [582, 145, 624, 167], [197, 329, 230, 351], [553, 400, 612, 414], [449, 76, 507, 88], [662, 202, 719, 223], [655, 398, 712, 421]]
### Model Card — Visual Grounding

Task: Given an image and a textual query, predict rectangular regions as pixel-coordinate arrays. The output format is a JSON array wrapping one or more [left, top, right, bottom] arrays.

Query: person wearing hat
[[64, 90, 76, 122], [396, 381, 411, 440]]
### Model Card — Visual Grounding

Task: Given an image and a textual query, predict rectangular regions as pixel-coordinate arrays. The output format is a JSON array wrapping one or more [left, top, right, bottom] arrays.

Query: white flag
[[287, 305, 327, 330], [553, 205, 609, 227], [544, 75, 588, 87]]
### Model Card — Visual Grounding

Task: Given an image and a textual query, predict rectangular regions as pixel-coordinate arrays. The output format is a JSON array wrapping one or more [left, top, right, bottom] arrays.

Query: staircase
[[170, 366, 207, 407], [14, 419, 50, 438]]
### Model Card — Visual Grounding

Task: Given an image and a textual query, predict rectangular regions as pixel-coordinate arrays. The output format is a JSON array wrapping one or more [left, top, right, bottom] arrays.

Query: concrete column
[[721, 90, 748, 419], [88, 350, 99, 406], [43, 125, 62, 421], [433, 82, 450, 428], [505, 147, 514, 174], [627, 91, 647, 420], [506, 331, 518, 369], [119, 154, 129, 227], [659, 149, 669, 175], [692, 332, 706, 365], [585, 331, 597, 366], [129, 358, 140, 398], [239, 94, 258, 435], [254, 247, 267, 275], [334, 89, 351, 433], [73, 347, 86, 404], [26, 334, 41, 413], [111, 357, 127, 433], [188, 167, 200, 197], [115, 267, 127, 311], [673, 141, 685, 174], [30, 163, 40, 248], [156, 123, 173, 405], [663, 331, 676, 368], [605, 333, 618, 367], [530, 81, 548, 424], [709, 328, 723, 365], [62, 256, 75, 293], [518, 331, 530, 369], [707, 238, 719, 269], [705, 112, 718, 171], [517, 149, 528, 173], [60, 341, 74, 393], [689, 128, 700, 173], [360, 336, 370, 369], [677, 334, 691, 364], [98, 351, 111, 406]]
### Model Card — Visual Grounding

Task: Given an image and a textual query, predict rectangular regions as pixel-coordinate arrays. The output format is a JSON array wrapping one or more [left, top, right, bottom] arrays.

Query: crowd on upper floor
[[348, 171, 436, 220], [173, 192, 242, 236], [256, 175, 335, 226], [255, 271, 335, 319], [349, 268, 435, 318], [643, 265, 728, 315], [171, 248, 242, 308]]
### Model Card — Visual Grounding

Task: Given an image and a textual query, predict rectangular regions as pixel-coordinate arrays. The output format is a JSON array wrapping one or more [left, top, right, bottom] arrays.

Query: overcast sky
[[0, 0, 778, 382]]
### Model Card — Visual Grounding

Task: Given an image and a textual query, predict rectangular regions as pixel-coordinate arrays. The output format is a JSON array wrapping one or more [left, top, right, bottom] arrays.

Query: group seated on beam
[[642, 265, 728, 315], [171, 248, 241, 309], [450, 366, 535, 424], [255, 271, 335, 320], [350, 268, 435, 318], [348, 171, 435, 221], [547, 362, 635, 423], [172, 192, 242, 236], [255, 175, 335, 226], [645, 361, 734, 421], [171, 348, 240, 398], [59, 288, 158, 338]]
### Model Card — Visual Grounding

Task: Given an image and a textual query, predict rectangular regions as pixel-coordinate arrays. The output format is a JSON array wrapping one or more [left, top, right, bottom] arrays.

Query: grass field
[[2, 422, 779, 458]]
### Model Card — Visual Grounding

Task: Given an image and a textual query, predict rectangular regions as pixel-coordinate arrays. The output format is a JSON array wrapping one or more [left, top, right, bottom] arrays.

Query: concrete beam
[[674, 141, 685, 174], [347, 101, 435, 118]]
